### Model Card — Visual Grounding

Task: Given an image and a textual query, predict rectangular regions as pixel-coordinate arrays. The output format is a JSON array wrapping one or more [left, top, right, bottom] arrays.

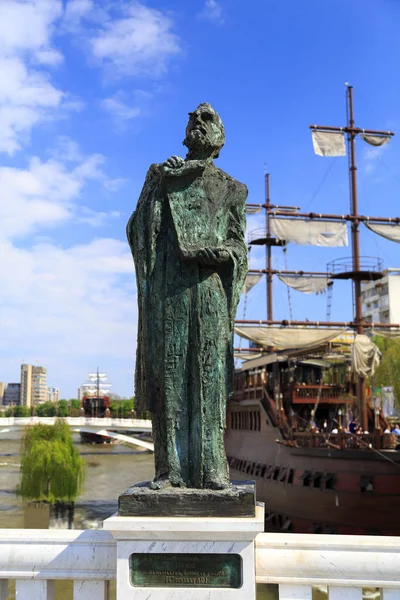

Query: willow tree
[[18, 420, 85, 503], [374, 336, 400, 408]]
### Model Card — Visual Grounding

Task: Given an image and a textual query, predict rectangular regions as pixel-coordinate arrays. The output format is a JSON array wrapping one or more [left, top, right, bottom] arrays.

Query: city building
[[0, 382, 4, 406], [47, 387, 59, 403], [4, 383, 21, 406], [361, 269, 400, 324], [20, 364, 47, 407]]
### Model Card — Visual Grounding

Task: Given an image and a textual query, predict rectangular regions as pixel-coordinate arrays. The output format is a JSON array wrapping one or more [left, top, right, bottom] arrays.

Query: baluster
[[279, 584, 312, 599], [16, 580, 55, 599], [329, 587, 363, 599], [0, 580, 8, 600], [73, 580, 109, 600], [381, 591, 400, 599]]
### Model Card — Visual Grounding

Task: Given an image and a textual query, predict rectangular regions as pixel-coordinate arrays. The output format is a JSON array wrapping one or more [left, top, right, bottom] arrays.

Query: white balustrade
[[0, 417, 152, 431], [256, 532, 400, 598], [0, 529, 399, 598], [0, 529, 115, 600]]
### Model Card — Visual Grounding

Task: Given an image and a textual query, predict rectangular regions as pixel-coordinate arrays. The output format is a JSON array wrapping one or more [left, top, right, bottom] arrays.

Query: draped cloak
[[127, 160, 248, 488]]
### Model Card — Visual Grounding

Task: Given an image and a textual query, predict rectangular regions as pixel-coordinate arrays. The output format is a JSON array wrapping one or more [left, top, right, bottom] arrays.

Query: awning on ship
[[270, 218, 348, 247], [234, 326, 348, 351], [234, 352, 263, 360], [238, 353, 285, 371], [297, 358, 331, 368]]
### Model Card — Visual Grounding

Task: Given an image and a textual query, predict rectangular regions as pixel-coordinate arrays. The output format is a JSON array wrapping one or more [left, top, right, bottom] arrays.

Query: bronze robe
[[127, 160, 248, 488]]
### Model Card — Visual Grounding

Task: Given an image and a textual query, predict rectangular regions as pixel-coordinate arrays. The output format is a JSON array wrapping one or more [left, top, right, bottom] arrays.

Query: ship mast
[[238, 85, 398, 432], [310, 85, 393, 431], [265, 173, 273, 320]]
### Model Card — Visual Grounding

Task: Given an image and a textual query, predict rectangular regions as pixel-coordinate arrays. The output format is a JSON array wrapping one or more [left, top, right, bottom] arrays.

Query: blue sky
[[2, 0, 400, 398]]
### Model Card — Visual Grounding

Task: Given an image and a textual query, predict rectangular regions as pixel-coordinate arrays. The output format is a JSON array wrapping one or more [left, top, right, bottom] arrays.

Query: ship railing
[[292, 384, 350, 403], [291, 431, 379, 449], [1, 528, 400, 598]]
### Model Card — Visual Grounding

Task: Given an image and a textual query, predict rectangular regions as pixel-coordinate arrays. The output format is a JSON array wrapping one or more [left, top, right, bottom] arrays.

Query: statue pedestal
[[103, 502, 264, 599]]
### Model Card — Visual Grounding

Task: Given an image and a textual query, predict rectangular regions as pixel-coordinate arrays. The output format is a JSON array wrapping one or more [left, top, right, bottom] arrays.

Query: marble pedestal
[[103, 502, 264, 599]]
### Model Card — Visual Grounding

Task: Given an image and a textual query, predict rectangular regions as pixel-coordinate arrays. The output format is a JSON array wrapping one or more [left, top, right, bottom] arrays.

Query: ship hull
[[79, 432, 112, 444], [225, 400, 400, 535]]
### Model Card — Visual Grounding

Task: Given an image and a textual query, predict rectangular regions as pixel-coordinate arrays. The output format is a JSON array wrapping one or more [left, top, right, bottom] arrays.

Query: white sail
[[234, 352, 262, 360], [312, 130, 346, 157], [242, 274, 263, 294], [365, 222, 400, 243], [371, 328, 400, 339], [361, 133, 391, 147], [278, 275, 330, 294], [234, 326, 347, 350], [351, 334, 381, 378], [246, 206, 262, 215], [270, 217, 348, 247]]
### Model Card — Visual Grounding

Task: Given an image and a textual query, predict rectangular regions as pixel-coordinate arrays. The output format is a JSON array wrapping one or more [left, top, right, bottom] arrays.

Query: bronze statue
[[127, 103, 248, 490]]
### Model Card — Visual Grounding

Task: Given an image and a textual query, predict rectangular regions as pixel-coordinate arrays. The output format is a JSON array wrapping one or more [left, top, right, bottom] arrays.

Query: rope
[[304, 158, 338, 211], [283, 247, 293, 320]]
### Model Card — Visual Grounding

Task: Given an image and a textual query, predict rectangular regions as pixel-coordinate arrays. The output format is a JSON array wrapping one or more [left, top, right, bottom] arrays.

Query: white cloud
[[89, 2, 181, 77], [199, 0, 224, 24], [0, 236, 137, 397], [363, 144, 388, 174], [101, 95, 141, 121], [0, 0, 63, 59], [0, 147, 118, 240], [0, 0, 74, 154], [104, 178, 128, 192]]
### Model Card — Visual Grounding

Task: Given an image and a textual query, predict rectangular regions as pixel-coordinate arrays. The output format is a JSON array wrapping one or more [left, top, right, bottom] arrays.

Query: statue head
[[183, 103, 225, 160]]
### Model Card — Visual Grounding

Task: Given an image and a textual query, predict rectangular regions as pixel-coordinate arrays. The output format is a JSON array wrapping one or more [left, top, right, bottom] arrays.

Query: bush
[[17, 420, 85, 503]]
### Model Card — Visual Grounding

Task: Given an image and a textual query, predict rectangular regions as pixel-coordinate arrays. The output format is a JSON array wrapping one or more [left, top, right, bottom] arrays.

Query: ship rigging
[[235, 84, 399, 432]]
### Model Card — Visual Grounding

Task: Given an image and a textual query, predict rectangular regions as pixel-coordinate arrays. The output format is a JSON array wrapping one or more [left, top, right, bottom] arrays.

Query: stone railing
[[0, 528, 400, 598], [0, 417, 152, 431]]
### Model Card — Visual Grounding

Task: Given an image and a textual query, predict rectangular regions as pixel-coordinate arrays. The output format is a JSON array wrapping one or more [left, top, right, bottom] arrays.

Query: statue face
[[183, 103, 225, 158]]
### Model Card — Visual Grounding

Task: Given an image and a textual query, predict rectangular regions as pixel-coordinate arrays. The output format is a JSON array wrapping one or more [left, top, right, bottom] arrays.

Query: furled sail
[[365, 222, 400, 243], [351, 334, 381, 378], [246, 206, 262, 215], [371, 329, 400, 339], [270, 218, 348, 247], [234, 352, 262, 360], [312, 130, 346, 157], [278, 275, 330, 295], [242, 274, 263, 294], [234, 326, 347, 350], [361, 134, 391, 147]]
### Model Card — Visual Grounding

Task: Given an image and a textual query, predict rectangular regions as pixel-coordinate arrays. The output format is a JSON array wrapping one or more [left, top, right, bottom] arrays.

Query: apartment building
[[20, 364, 47, 407], [361, 269, 400, 324], [0, 382, 4, 405], [4, 383, 21, 406], [47, 387, 59, 403]]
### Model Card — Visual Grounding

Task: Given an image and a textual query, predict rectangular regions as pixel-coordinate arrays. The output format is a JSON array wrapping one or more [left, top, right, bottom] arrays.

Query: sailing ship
[[80, 369, 112, 443], [225, 84, 400, 535]]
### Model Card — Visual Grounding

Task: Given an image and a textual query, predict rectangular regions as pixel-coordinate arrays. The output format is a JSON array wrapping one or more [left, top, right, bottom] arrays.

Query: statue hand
[[162, 155, 185, 170], [197, 248, 230, 265]]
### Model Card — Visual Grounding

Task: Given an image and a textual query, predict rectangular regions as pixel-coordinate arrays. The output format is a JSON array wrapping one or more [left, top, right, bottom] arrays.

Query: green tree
[[14, 406, 30, 417], [17, 420, 85, 503], [57, 400, 69, 417], [374, 336, 400, 407], [35, 402, 56, 417], [69, 399, 81, 409]]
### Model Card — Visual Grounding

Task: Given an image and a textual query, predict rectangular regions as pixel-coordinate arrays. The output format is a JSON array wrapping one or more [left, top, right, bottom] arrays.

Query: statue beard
[[184, 129, 219, 159]]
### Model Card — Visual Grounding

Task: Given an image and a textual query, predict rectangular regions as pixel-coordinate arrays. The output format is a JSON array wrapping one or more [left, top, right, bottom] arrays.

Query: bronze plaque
[[130, 553, 242, 588]]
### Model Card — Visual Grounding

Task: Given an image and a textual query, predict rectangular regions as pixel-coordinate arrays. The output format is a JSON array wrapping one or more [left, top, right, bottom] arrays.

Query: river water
[[0, 431, 376, 600]]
